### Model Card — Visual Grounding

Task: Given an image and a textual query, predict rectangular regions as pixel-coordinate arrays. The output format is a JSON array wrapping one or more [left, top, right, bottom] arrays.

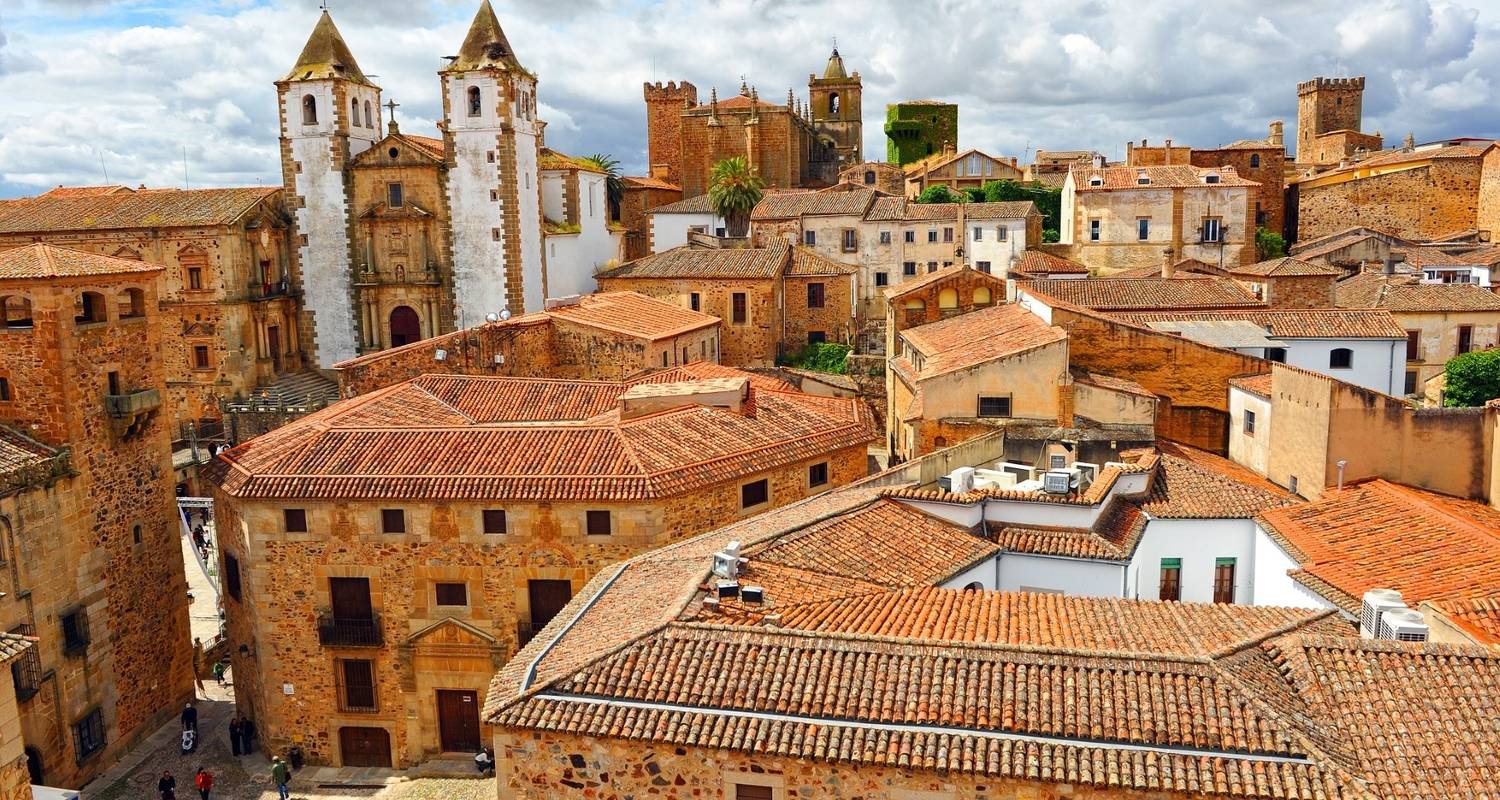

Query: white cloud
[[1, 0, 1499, 197]]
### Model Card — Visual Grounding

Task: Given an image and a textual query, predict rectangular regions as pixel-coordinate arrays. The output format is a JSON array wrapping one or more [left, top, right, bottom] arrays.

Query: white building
[[647, 195, 725, 252], [539, 150, 622, 298]]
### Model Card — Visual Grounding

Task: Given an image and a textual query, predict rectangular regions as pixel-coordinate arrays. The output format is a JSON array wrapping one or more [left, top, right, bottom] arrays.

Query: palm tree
[[581, 153, 623, 222], [708, 157, 765, 238]]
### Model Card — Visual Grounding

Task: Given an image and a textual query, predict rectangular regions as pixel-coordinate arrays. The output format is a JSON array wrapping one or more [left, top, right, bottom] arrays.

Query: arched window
[[974, 286, 993, 305], [301, 94, 317, 125], [468, 86, 482, 117], [829, 92, 840, 114], [1329, 348, 1353, 369], [963, 581, 983, 591], [75, 291, 107, 324], [117, 288, 145, 319], [351, 97, 360, 125], [389, 306, 422, 347], [1249, 153, 1261, 168], [364, 101, 373, 128], [938, 288, 959, 309], [0, 295, 32, 329], [863, 170, 876, 185]]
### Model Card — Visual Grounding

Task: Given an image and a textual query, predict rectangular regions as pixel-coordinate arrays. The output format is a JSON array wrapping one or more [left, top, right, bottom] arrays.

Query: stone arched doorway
[[389, 306, 421, 347]]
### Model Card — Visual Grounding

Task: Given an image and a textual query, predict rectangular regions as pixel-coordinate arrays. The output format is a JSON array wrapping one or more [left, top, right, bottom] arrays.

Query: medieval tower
[[1296, 77, 1365, 162], [441, 0, 546, 320], [808, 48, 862, 165], [277, 11, 381, 368]]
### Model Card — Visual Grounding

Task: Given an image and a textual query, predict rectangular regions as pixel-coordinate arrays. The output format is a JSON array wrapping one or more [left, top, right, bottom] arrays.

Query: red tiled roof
[[1257, 480, 1500, 613], [751, 187, 876, 219], [598, 242, 788, 280], [1070, 164, 1259, 189], [0, 425, 61, 485], [212, 363, 874, 501], [1142, 442, 1297, 518], [647, 194, 712, 214], [1105, 258, 1226, 279], [882, 262, 1008, 300], [0, 243, 163, 279], [1013, 250, 1089, 276], [862, 197, 1034, 222], [0, 186, 279, 233], [1229, 257, 1343, 277], [621, 175, 680, 192], [1230, 373, 1274, 398], [785, 246, 856, 276], [544, 291, 718, 340], [38, 185, 132, 198], [1335, 273, 1500, 311], [1073, 371, 1156, 397], [1426, 595, 1500, 645], [1113, 309, 1408, 339], [1023, 277, 1265, 310], [898, 302, 1066, 379]]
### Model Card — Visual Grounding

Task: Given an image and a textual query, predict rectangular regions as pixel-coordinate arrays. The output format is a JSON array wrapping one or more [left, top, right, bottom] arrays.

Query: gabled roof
[[1230, 257, 1342, 277], [0, 243, 163, 280], [0, 186, 280, 234], [1257, 480, 1500, 614], [1142, 442, 1297, 519], [543, 292, 718, 340], [1013, 250, 1089, 276], [647, 194, 712, 214], [443, 0, 524, 73], [751, 187, 876, 219], [212, 362, 875, 502], [1022, 277, 1265, 310], [898, 302, 1067, 380], [1113, 309, 1408, 339], [350, 131, 446, 167], [598, 242, 790, 280], [1107, 257, 1227, 279], [1426, 595, 1500, 646], [785, 246, 856, 276], [1334, 273, 1500, 312], [902, 148, 1014, 176], [882, 262, 1005, 300], [282, 11, 372, 85], [1070, 164, 1258, 190], [621, 175, 680, 192]]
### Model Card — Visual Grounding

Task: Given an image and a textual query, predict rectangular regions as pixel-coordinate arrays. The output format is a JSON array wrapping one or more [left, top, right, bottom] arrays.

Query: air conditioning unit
[[1378, 608, 1429, 642], [1073, 462, 1100, 484], [1042, 470, 1074, 494], [1014, 479, 1043, 493], [712, 541, 744, 579], [741, 586, 765, 604], [1360, 588, 1406, 639], [948, 467, 976, 494], [998, 462, 1035, 483], [972, 469, 1016, 490]]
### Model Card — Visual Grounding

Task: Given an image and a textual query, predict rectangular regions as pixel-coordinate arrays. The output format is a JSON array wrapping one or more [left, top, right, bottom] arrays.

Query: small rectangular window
[[731, 293, 747, 324], [381, 509, 406, 534], [435, 582, 468, 606], [1406, 330, 1421, 361], [486, 151, 495, 163], [0, 377, 10, 402], [977, 261, 991, 274], [927, 261, 937, 273], [841, 229, 856, 253], [874, 271, 889, 287], [807, 331, 825, 344], [482, 509, 507, 535], [879, 231, 891, 245], [806, 283, 825, 308], [689, 292, 701, 312], [803, 230, 816, 246], [187, 267, 203, 290], [338, 659, 377, 712], [1137, 218, 1150, 240], [73, 708, 105, 760], [224, 552, 242, 601], [808, 462, 829, 487], [996, 226, 1007, 241], [387, 183, 404, 208], [1159, 558, 1181, 602], [61, 609, 88, 655], [741, 479, 769, 509], [942, 227, 954, 243], [284, 508, 307, 533], [927, 229, 938, 243], [1213, 558, 1236, 604], [1289, 475, 1299, 495], [973, 226, 983, 241], [1243, 410, 1256, 436], [1404, 370, 1418, 395], [491, 228, 501, 241], [1089, 219, 1101, 241], [902, 261, 917, 276], [734, 785, 774, 800], [1458, 325, 1473, 355], [585, 510, 611, 536], [904, 230, 915, 244], [977, 395, 1011, 418], [1201, 218, 1221, 243], [193, 345, 210, 370], [489, 189, 499, 202]]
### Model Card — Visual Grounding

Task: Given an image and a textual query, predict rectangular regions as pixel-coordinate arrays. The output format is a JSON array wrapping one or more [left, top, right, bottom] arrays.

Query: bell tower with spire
[[276, 9, 381, 367], [440, 0, 546, 319], [808, 46, 862, 164]]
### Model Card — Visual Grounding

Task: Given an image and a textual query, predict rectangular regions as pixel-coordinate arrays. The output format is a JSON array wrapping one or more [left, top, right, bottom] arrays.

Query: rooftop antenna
[[182, 144, 189, 190], [97, 149, 109, 184]]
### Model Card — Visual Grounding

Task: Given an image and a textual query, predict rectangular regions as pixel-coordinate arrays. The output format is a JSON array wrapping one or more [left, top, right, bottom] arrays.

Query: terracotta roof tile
[[1023, 277, 1265, 310], [0, 186, 278, 233], [751, 188, 875, 220], [544, 291, 719, 340], [1257, 479, 1500, 613], [1071, 164, 1259, 189], [0, 243, 164, 279], [1334, 274, 1500, 311], [0, 425, 61, 488], [1105, 258, 1226, 279], [899, 303, 1067, 379], [882, 262, 1006, 299], [1013, 250, 1089, 276], [0, 632, 34, 663], [785, 246, 856, 276], [621, 175, 680, 192], [861, 198, 1034, 222], [598, 243, 788, 280], [1427, 595, 1500, 645], [539, 148, 605, 174], [647, 194, 712, 214], [1230, 373, 1274, 397], [1229, 257, 1343, 277], [1141, 442, 1297, 518], [1113, 309, 1407, 339]]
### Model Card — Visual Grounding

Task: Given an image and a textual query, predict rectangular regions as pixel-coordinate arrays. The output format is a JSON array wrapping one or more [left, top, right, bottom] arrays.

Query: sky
[[1, 0, 1498, 198]]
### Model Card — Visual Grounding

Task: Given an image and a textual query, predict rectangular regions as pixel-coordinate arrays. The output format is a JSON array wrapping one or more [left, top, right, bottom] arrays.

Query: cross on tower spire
[[384, 99, 400, 116]]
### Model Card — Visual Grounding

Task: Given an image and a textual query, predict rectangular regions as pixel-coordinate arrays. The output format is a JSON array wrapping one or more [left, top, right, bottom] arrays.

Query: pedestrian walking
[[241, 716, 257, 754], [227, 716, 242, 756], [271, 756, 291, 800], [158, 769, 177, 800], [181, 701, 197, 732], [211, 659, 227, 686], [194, 766, 213, 800], [191, 639, 205, 693]]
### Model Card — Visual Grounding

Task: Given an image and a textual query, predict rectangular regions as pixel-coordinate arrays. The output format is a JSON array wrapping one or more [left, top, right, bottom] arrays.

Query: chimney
[[1164, 138, 1173, 164], [1162, 248, 1177, 279], [942, 140, 955, 155], [1268, 120, 1284, 147]]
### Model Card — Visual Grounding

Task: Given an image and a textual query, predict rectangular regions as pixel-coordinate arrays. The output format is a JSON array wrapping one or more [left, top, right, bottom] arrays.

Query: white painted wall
[[446, 72, 510, 324], [1251, 522, 1335, 609], [541, 170, 566, 222], [281, 79, 378, 368], [968, 219, 1028, 275], [1278, 338, 1402, 395], [512, 117, 545, 313], [650, 211, 722, 253], [1015, 288, 1054, 323], [941, 558, 996, 590], [996, 553, 1125, 597], [543, 170, 618, 299], [1228, 387, 1272, 476], [1127, 518, 1255, 604]]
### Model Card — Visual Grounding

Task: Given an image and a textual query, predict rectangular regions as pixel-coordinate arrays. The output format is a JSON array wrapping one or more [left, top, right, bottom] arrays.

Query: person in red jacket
[[193, 767, 213, 800]]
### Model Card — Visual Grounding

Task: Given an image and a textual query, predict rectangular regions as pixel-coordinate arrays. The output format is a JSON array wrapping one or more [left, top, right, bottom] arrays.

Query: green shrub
[[1443, 349, 1500, 406], [1255, 227, 1287, 260], [780, 342, 851, 374]]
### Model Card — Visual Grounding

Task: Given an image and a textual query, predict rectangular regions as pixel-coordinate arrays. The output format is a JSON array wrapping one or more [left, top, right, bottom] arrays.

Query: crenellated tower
[[276, 10, 381, 367], [1296, 76, 1365, 162]]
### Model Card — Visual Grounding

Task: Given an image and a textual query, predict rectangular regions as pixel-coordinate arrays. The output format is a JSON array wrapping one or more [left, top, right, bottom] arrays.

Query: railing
[[317, 613, 383, 648], [248, 280, 292, 300]]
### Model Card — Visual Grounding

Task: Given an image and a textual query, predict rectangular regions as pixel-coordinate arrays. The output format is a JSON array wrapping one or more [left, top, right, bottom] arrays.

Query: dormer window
[[468, 86, 482, 117], [1088, 175, 1103, 187], [301, 95, 317, 125], [1204, 174, 1220, 184], [1136, 173, 1150, 185]]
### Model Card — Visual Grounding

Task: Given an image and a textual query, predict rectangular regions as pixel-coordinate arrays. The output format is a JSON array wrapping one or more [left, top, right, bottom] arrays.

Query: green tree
[[581, 154, 623, 221], [1255, 227, 1287, 260], [981, 179, 1062, 242], [707, 156, 765, 238], [1443, 349, 1500, 406], [915, 184, 966, 204]]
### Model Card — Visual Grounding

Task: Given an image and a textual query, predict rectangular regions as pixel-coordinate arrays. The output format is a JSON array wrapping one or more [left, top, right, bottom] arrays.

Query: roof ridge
[[1368, 480, 1500, 544], [408, 380, 477, 425]]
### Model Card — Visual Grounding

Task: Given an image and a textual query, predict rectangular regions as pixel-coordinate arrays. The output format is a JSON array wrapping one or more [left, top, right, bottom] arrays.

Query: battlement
[[1298, 76, 1365, 95], [644, 81, 698, 103]]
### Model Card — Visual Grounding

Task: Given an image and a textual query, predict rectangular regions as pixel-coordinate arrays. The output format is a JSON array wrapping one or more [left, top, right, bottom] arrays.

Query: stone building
[[1026, 149, 1107, 188], [1127, 123, 1289, 237], [333, 291, 722, 396], [0, 185, 303, 430], [1334, 271, 1500, 394], [0, 245, 194, 788], [617, 175, 682, 261], [836, 161, 903, 196], [1295, 76, 1379, 166], [1292, 142, 1494, 242], [643, 50, 858, 197], [486, 446, 1500, 799], [281, 3, 610, 368], [902, 147, 1024, 199], [0, 635, 35, 800], [596, 243, 857, 366], [208, 362, 874, 769], [1058, 162, 1259, 272], [884, 100, 957, 165]]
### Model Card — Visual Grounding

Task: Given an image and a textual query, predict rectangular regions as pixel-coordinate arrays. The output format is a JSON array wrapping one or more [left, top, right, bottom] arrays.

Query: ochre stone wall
[[642, 82, 697, 188], [217, 446, 867, 768], [1260, 274, 1335, 308], [1296, 156, 1483, 241], [619, 184, 683, 261], [596, 275, 778, 366], [1193, 147, 1285, 236], [496, 729, 1216, 800], [839, 162, 904, 196], [1296, 77, 1365, 163], [782, 274, 856, 348]]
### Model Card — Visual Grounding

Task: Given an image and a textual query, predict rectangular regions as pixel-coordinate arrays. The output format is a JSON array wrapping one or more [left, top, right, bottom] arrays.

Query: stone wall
[[1296, 156, 1484, 241], [619, 184, 683, 262], [1296, 77, 1364, 163], [1477, 147, 1500, 238], [642, 82, 696, 188], [596, 275, 779, 367], [1262, 274, 1335, 308], [1192, 146, 1285, 237], [782, 274, 856, 348], [677, 105, 812, 197], [335, 319, 557, 396], [496, 729, 1212, 800]]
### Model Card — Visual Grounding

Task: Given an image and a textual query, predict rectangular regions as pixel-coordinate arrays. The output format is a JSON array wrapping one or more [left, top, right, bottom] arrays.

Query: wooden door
[[330, 577, 373, 620], [527, 579, 573, 630], [338, 726, 391, 767], [267, 326, 282, 372], [436, 690, 481, 752], [389, 306, 421, 347]]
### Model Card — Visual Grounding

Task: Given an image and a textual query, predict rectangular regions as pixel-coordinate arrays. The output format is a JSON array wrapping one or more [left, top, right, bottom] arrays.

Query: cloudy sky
[[1, 0, 1497, 198]]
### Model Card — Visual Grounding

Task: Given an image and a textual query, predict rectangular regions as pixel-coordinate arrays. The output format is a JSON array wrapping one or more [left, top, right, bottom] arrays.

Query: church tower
[[441, 0, 546, 320], [276, 10, 381, 368], [808, 48, 862, 165]]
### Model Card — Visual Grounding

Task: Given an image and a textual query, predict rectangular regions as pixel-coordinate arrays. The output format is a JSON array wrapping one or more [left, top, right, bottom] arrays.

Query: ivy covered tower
[[440, 0, 547, 319]]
